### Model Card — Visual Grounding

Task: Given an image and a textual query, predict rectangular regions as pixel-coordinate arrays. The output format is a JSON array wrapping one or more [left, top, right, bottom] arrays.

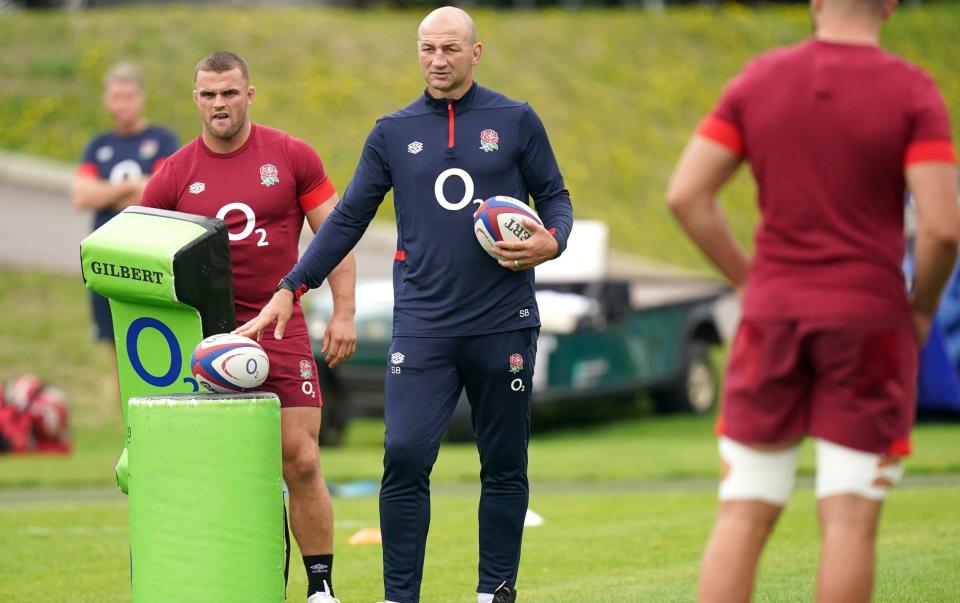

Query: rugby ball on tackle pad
[[191, 334, 270, 394], [473, 196, 543, 259]]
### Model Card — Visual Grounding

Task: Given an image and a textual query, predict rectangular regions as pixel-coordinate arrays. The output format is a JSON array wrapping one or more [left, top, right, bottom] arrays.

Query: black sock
[[304, 554, 334, 597]]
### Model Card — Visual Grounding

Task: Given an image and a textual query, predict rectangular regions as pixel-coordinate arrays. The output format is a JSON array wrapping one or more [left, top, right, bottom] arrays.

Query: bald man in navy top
[[238, 7, 573, 603]]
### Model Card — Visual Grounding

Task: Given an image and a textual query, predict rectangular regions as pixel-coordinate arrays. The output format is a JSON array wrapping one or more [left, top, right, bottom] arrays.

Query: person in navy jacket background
[[238, 7, 573, 603], [71, 62, 179, 406]]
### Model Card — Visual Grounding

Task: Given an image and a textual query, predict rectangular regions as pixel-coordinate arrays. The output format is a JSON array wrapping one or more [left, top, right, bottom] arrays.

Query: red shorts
[[720, 318, 917, 455], [258, 331, 322, 408]]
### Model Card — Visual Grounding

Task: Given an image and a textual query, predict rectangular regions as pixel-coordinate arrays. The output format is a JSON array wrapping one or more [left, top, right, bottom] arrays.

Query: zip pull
[[447, 100, 455, 149]]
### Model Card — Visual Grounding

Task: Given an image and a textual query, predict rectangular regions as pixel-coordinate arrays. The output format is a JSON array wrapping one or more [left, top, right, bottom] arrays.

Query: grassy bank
[[2, 5, 958, 269]]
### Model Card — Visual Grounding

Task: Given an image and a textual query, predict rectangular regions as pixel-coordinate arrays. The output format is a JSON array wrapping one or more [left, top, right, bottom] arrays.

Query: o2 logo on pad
[[216, 202, 269, 247], [125, 317, 198, 392]]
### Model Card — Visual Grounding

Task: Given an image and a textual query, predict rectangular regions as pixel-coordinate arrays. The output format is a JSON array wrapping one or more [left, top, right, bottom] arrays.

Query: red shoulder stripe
[[76, 163, 99, 179], [298, 178, 337, 212], [905, 140, 957, 166], [696, 116, 743, 156]]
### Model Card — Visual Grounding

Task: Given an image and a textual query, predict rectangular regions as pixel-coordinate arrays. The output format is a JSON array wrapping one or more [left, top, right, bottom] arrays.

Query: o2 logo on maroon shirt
[[216, 202, 269, 247]]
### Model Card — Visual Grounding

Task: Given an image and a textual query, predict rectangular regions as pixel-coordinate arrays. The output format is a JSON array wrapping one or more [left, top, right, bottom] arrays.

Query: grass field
[[3, 269, 960, 601], [4, 485, 960, 602], [2, 5, 959, 270]]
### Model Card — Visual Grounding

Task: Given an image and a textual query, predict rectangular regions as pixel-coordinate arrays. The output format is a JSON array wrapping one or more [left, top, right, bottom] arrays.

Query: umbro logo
[[188, 182, 205, 194], [309, 563, 328, 573], [407, 141, 423, 155]]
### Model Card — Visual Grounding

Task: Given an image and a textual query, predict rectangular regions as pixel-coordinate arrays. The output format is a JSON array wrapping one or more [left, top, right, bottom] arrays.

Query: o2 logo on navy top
[[435, 168, 483, 211], [109, 159, 143, 184]]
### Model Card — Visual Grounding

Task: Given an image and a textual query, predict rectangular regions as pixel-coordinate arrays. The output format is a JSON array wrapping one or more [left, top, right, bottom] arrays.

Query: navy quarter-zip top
[[286, 82, 574, 336]]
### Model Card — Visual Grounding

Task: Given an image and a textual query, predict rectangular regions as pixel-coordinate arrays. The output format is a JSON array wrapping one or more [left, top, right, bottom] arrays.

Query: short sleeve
[[905, 74, 956, 166], [140, 160, 179, 211], [151, 129, 181, 174], [695, 67, 750, 157], [287, 136, 337, 212], [77, 137, 100, 179]]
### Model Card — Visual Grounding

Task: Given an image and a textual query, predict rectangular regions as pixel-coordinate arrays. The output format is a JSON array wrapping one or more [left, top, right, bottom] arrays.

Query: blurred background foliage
[[1, 4, 958, 270]]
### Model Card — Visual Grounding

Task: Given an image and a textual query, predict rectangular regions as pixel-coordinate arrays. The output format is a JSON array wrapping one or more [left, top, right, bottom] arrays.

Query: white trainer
[[307, 582, 340, 603]]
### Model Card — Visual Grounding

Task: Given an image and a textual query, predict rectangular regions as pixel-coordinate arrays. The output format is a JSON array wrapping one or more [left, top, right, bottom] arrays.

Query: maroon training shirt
[[698, 39, 956, 321], [142, 123, 337, 330]]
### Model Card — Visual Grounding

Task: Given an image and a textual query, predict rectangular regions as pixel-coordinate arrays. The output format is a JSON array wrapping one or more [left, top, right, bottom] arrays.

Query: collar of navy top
[[421, 81, 479, 116]]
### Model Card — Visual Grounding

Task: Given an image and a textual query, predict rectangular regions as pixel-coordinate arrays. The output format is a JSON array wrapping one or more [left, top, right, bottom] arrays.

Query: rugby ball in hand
[[190, 334, 270, 394], [473, 196, 543, 259]]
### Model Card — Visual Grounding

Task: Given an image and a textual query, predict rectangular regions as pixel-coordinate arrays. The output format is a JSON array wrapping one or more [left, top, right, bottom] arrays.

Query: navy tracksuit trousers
[[380, 327, 538, 603]]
